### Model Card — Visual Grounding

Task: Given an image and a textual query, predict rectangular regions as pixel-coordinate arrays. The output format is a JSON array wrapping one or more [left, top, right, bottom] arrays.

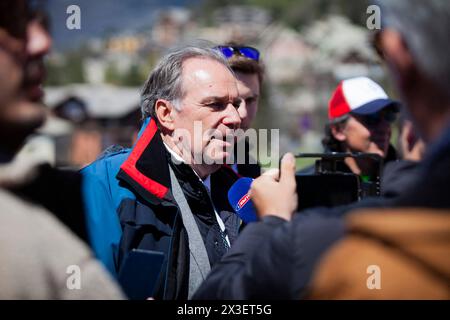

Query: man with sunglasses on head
[[213, 44, 263, 178], [204, 45, 264, 227]]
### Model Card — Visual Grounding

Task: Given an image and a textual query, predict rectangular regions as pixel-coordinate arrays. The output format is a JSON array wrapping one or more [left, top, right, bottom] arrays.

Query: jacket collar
[[117, 117, 241, 206], [117, 117, 173, 205]]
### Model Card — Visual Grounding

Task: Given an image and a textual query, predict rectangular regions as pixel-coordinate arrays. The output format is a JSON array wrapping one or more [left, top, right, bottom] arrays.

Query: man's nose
[[222, 102, 241, 129], [237, 100, 248, 121], [26, 20, 51, 57]]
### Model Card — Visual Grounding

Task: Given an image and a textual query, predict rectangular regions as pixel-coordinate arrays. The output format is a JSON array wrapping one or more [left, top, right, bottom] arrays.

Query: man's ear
[[380, 28, 415, 81], [331, 124, 346, 142], [155, 99, 175, 132]]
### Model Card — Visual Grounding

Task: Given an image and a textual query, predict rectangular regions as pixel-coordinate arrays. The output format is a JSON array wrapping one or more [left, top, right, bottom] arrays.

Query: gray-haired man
[[82, 46, 243, 299]]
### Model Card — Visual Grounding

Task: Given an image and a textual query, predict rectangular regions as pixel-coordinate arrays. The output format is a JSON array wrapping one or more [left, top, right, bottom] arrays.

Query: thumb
[[280, 153, 296, 188], [262, 168, 279, 178]]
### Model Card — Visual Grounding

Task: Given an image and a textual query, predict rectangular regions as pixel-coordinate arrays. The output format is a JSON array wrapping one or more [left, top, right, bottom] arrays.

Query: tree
[[104, 63, 122, 85], [122, 64, 145, 86]]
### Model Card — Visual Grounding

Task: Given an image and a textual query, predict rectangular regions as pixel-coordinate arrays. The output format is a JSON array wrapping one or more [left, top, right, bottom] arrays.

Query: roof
[[44, 84, 141, 118]]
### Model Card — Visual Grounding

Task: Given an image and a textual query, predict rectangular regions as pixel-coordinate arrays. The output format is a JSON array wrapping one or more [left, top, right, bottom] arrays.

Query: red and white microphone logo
[[237, 193, 251, 210]]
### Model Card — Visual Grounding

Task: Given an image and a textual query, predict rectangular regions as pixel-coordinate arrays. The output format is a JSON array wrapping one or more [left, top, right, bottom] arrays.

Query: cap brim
[[350, 99, 400, 115]]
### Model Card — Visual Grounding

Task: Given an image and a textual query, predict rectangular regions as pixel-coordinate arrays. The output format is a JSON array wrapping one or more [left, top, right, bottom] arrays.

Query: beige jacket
[[308, 208, 450, 300], [0, 152, 125, 299]]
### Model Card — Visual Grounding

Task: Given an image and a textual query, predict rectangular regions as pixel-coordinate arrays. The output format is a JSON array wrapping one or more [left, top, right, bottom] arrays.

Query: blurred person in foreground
[[194, 0, 450, 299], [0, 0, 124, 299]]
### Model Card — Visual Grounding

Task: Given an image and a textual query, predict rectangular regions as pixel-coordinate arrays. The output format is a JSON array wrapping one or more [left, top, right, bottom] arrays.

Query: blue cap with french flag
[[328, 76, 398, 121]]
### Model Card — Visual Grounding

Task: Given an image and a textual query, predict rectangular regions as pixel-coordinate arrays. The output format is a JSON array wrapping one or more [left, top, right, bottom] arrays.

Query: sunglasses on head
[[355, 107, 398, 126], [215, 45, 260, 61]]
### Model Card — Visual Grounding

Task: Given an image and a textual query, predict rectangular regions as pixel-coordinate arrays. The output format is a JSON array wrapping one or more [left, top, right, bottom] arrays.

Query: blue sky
[[46, 0, 199, 51]]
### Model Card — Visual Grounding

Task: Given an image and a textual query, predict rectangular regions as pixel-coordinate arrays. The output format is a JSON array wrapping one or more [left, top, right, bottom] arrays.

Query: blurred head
[[375, 0, 450, 142], [0, 0, 51, 154], [215, 44, 264, 130], [141, 46, 241, 176], [324, 77, 399, 157]]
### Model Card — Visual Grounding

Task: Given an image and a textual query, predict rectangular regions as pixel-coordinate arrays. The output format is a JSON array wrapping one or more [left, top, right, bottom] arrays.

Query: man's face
[[171, 57, 241, 170], [235, 71, 260, 131], [0, 2, 51, 151], [335, 111, 393, 157]]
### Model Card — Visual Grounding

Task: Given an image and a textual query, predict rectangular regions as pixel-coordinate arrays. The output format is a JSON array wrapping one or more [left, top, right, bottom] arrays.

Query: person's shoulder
[[0, 188, 124, 299], [308, 208, 450, 299], [98, 144, 131, 159], [289, 209, 346, 252], [0, 189, 35, 227], [0, 188, 89, 273], [383, 159, 419, 175], [292, 210, 345, 231], [80, 145, 135, 206], [81, 145, 131, 177]]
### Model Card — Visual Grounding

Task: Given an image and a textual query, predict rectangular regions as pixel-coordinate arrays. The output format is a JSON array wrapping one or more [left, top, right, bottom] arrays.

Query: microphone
[[227, 177, 258, 223]]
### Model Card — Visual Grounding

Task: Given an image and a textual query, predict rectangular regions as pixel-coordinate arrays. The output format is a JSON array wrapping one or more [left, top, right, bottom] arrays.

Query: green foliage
[[45, 61, 65, 86], [45, 51, 85, 85], [104, 63, 122, 85], [122, 64, 145, 86], [46, 52, 148, 86], [104, 63, 147, 86], [65, 52, 86, 83]]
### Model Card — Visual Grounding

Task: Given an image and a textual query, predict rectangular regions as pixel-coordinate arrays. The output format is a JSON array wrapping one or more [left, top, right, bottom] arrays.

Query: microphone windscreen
[[227, 177, 257, 223]]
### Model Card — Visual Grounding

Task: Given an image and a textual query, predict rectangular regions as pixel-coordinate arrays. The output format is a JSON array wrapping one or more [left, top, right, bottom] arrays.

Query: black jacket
[[381, 160, 421, 198], [193, 129, 450, 299]]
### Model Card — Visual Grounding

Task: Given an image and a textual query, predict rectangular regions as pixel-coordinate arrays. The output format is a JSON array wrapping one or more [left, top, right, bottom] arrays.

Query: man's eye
[[207, 102, 225, 109], [245, 97, 256, 105], [233, 98, 244, 108]]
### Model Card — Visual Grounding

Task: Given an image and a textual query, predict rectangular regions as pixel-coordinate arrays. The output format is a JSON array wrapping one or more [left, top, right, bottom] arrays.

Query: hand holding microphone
[[228, 153, 297, 223]]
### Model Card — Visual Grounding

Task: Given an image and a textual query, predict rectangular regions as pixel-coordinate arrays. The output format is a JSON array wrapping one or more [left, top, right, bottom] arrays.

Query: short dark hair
[[0, 0, 28, 39], [322, 117, 349, 152]]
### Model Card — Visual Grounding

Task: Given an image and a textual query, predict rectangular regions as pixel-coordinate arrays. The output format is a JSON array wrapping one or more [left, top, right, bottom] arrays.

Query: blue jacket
[[82, 118, 241, 299]]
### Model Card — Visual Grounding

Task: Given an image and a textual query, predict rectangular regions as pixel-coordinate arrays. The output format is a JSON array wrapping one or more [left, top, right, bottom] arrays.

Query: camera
[[284, 153, 382, 211]]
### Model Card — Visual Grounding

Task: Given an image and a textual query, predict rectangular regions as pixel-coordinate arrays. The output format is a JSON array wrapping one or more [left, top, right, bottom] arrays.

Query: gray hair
[[376, 0, 450, 95], [140, 45, 232, 119]]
